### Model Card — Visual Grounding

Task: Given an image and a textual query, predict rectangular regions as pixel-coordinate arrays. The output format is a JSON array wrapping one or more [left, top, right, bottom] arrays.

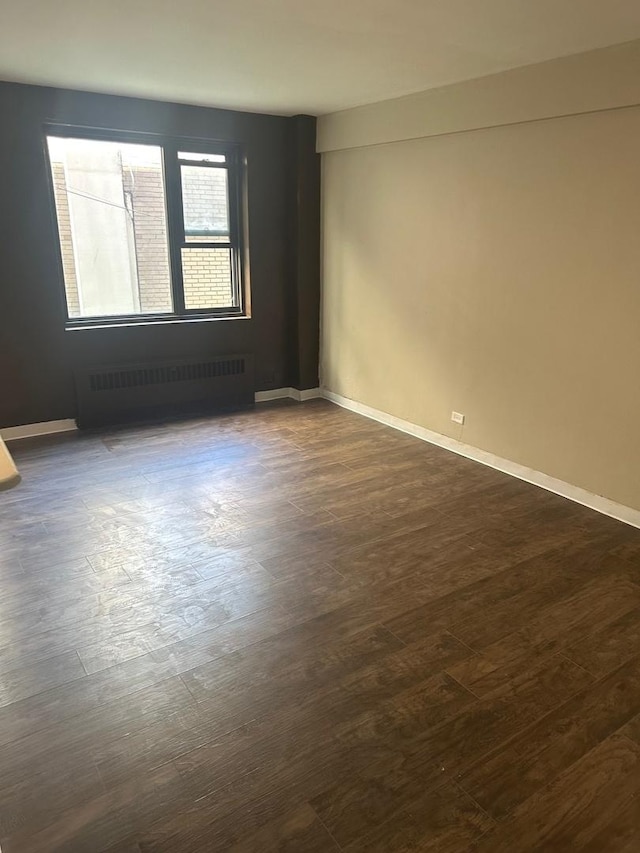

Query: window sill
[[65, 314, 250, 332]]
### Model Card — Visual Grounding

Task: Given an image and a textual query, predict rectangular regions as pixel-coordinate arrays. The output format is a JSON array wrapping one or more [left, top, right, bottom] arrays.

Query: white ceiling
[[2, 1, 640, 116]]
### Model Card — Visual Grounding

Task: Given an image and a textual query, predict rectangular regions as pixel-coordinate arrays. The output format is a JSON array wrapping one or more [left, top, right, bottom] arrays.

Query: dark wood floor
[[1, 400, 640, 852]]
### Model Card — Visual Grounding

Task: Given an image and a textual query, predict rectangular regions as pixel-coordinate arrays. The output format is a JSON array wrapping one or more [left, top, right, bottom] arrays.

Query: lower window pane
[[47, 136, 173, 319], [181, 248, 235, 309]]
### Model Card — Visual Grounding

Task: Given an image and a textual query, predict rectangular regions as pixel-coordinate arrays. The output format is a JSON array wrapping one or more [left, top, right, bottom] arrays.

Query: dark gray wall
[[0, 82, 320, 428]]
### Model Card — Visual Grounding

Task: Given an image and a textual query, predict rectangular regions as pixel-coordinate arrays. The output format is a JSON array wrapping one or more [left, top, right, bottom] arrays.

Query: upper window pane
[[180, 165, 230, 243], [178, 151, 226, 163], [47, 136, 173, 319]]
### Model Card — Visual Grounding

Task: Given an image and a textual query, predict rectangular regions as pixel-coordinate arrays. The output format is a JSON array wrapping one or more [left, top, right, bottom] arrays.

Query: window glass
[[46, 133, 245, 323], [48, 137, 173, 318], [180, 165, 230, 244], [181, 247, 235, 310], [178, 151, 226, 163]]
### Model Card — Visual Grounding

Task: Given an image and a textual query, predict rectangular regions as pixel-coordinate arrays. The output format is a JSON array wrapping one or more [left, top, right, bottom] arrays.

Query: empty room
[[2, 2, 640, 851]]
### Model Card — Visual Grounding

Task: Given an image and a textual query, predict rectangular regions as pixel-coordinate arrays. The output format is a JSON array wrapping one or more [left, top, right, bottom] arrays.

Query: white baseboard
[[291, 387, 322, 402], [255, 387, 322, 403], [322, 389, 640, 531], [1, 392, 325, 439], [254, 388, 292, 402], [1, 419, 78, 442]]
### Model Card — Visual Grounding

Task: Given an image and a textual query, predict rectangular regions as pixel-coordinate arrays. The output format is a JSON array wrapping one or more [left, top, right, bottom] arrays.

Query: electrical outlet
[[451, 411, 465, 425]]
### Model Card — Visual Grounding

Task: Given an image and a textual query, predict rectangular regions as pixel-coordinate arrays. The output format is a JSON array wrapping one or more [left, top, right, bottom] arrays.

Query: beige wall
[[321, 80, 640, 511], [318, 39, 640, 153]]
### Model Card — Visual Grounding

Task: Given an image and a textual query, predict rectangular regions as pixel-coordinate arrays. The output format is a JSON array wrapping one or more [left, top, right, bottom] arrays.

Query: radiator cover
[[74, 354, 254, 428]]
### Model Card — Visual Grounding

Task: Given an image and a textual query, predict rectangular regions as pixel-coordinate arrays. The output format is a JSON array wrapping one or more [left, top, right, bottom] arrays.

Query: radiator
[[74, 354, 254, 428]]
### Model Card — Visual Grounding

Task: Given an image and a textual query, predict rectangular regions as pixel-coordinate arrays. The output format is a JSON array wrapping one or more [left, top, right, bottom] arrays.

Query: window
[[46, 130, 247, 325]]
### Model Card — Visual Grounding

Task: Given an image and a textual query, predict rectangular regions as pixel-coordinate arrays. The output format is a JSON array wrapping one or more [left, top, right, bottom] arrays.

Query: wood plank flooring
[[1, 399, 640, 851]]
